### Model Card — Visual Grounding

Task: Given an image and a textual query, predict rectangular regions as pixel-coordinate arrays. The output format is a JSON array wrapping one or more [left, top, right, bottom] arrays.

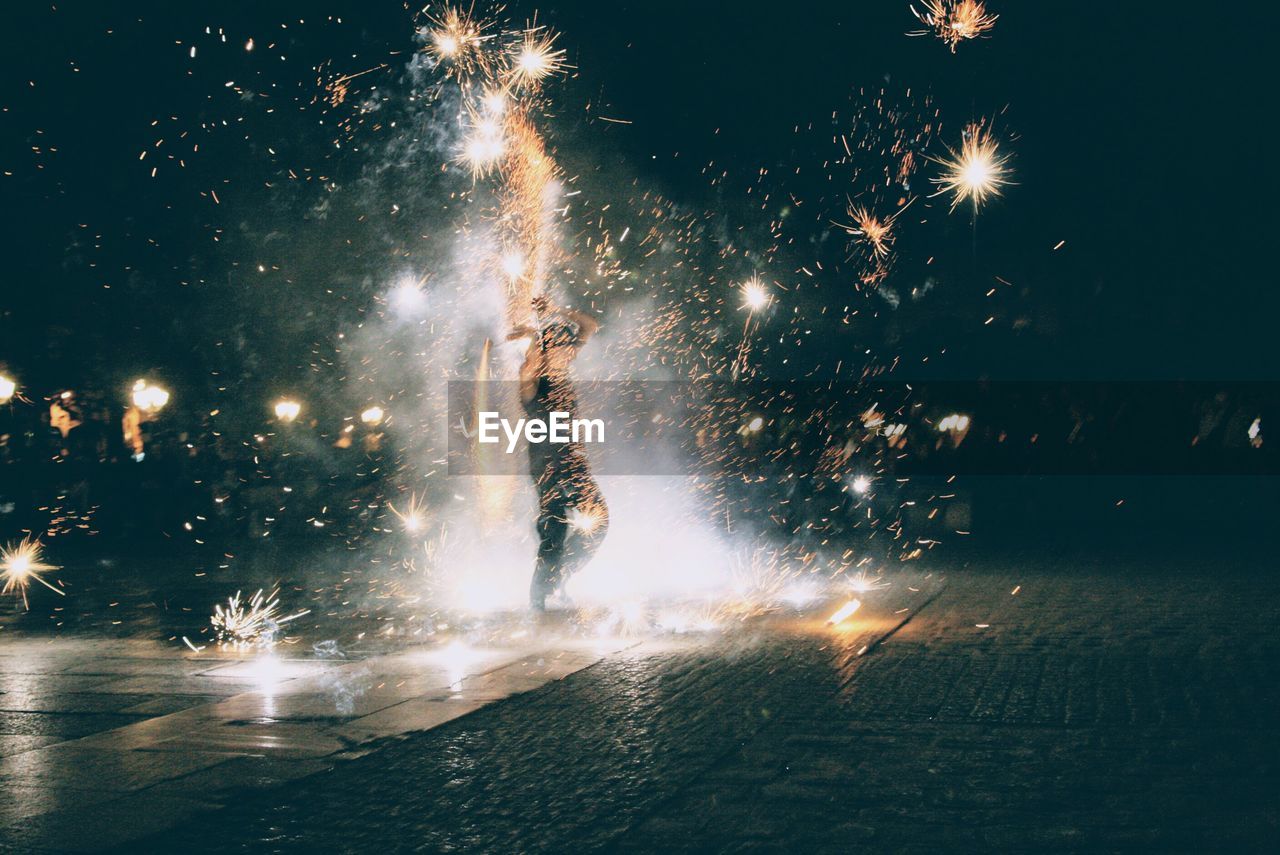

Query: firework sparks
[[461, 113, 507, 177], [1, 538, 63, 609], [846, 205, 895, 259], [425, 6, 487, 77], [567, 505, 605, 534], [508, 28, 568, 88], [910, 1, 999, 52], [931, 122, 1012, 213], [741, 277, 771, 312], [211, 589, 308, 650], [390, 493, 429, 534]]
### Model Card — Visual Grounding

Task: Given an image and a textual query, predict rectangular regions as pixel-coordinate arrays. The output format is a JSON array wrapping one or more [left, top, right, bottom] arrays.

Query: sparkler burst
[[425, 6, 488, 77], [846, 205, 895, 259], [741, 278, 771, 312], [211, 589, 308, 650], [931, 122, 1012, 213], [390, 493, 429, 534], [508, 28, 568, 88], [1, 538, 63, 609], [910, 1, 999, 52]]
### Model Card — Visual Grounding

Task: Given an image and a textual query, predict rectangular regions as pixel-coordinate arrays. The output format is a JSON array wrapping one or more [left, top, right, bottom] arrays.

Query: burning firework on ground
[[1, 538, 63, 609], [211, 589, 309, 651], [910, 1, 999, 52]]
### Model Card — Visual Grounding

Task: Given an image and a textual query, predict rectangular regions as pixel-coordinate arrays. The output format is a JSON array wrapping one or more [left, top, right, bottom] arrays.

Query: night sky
[[1, 2, 1273, 407]]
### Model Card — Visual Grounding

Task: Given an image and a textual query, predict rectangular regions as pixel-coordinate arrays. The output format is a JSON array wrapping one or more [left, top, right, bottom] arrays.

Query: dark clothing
[[524, 367, 608, 607]]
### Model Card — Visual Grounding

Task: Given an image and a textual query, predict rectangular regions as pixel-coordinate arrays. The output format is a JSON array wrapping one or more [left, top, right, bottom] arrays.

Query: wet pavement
[[3, 549, 1279, 852]]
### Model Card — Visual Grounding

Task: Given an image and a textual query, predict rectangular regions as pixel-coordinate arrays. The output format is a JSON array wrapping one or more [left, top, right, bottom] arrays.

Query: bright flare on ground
[[1, 538, 63, 609], [361, 405, 385, 426], [211, 589, 308, 650], [0, 374, 14, 404], [827, 598, 863, 625]]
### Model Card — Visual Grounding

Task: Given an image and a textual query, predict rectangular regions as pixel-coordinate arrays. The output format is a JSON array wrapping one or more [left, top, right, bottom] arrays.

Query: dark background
[[0, 2, 1273, 402]]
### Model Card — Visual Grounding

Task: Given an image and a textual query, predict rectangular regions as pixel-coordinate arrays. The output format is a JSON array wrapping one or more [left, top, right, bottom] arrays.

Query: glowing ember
[[827, 598, 863, 625]]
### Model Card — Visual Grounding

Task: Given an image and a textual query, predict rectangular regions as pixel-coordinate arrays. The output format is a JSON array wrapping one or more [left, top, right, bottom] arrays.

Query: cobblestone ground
[[121, 549, 1280, 853]]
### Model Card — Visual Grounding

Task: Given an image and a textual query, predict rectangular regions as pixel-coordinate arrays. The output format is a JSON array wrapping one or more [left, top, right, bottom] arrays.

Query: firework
[[273, 398, 302, 423], [1, 538, 63, 609], [425, 6, 488, 78], [930, 122, 1012, 213], [507, 28, 568, 89], [567, 505, 605, 534], [390, 492, 429, 534], [211, 589, 308, 650], [827, 598, 863, 625], [910, 1, 998, 52], [741, 277, 771, 312], [846, 205, 895, 259], [130, 379, 170, 414]]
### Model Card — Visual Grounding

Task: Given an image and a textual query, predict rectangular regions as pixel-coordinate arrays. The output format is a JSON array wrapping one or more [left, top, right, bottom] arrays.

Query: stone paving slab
[[0, 624, 655, 852]]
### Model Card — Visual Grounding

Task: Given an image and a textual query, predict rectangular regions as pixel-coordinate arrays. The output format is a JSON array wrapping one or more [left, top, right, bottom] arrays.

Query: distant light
[[360, 406, 385, 426], [937, 413, 971, 433], [131, 380, 170, 414], [0, 374, 15, 404], [746, 415, 765, 433], [274, 399, 302, 423]]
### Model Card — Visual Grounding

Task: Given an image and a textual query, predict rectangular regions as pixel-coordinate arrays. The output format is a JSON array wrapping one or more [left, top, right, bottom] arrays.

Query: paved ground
[[69, 549, 1280, 853], [3, 546, 1278, 852]]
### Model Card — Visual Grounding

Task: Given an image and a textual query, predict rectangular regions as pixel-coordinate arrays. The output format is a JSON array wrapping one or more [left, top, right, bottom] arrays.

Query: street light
[[131, 379, 170, 415], [0, 374, 15, 404], [360, 405, 385, 426], [274, 399, 302, 423]]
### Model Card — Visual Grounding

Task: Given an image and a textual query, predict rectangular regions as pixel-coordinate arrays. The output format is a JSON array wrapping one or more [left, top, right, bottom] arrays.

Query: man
[[513, 294, 608, 612]]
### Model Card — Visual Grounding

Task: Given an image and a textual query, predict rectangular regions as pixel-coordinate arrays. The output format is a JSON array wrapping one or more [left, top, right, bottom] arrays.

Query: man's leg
[[531, 488, 569, 611], [557, 482, 609, 586]]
